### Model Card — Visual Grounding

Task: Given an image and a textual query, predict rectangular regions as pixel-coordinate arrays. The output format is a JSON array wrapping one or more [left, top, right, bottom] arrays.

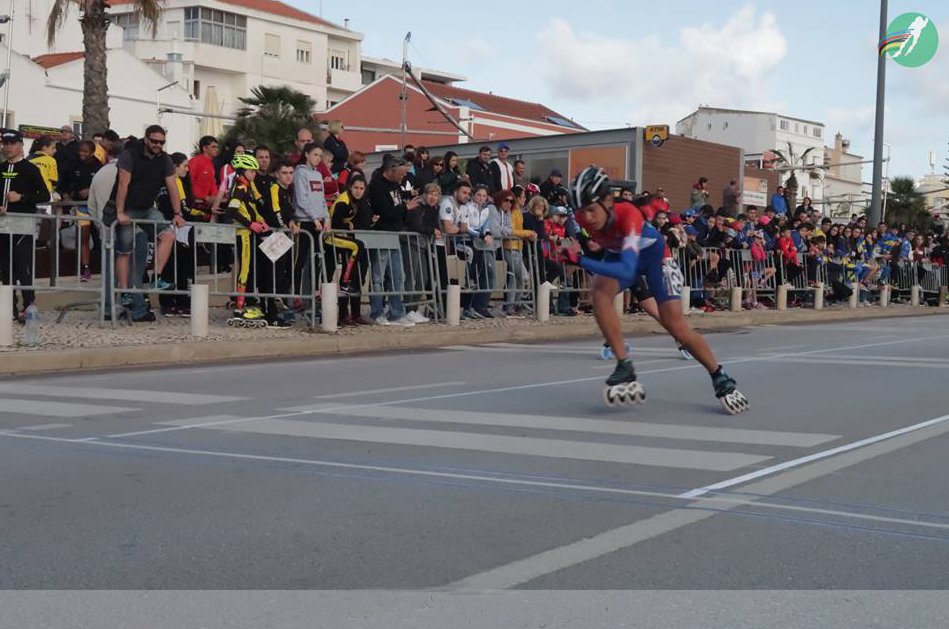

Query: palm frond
[[46, 0, 70, 46], [131, 0, 165, 36]]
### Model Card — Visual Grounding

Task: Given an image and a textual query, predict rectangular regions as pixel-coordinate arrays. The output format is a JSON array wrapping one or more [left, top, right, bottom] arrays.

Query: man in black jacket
[[366, 155, 419, 326], [403, 182, 440, 323], [1, 129, 52, 319], [465, 145, 492, 190]]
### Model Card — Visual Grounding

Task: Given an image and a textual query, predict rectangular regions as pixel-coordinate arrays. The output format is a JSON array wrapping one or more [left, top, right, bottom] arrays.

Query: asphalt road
[[3, 315, 949, 591]]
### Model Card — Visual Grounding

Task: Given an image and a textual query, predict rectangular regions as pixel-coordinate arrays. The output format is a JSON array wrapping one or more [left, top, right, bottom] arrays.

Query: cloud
[[534, 5, 788, 127]]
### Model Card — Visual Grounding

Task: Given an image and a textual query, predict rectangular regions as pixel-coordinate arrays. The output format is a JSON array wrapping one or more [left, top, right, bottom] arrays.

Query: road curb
[[1, 306, 945, 377]]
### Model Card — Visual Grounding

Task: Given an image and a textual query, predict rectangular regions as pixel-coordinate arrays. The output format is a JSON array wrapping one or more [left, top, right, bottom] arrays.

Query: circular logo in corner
[[880, 12, 939, 68]]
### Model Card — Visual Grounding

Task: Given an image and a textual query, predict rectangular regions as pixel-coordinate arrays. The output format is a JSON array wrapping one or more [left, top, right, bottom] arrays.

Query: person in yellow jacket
[[28, 136, 60, 200], [225, 153, 269, 319], [499, 185, 537, 317]]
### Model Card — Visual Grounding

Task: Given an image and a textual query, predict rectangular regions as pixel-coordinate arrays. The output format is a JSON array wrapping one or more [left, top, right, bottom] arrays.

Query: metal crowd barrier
[[107, 217, 318, 326], [0, 210, 108, 322], [445, 234, 537, 318]]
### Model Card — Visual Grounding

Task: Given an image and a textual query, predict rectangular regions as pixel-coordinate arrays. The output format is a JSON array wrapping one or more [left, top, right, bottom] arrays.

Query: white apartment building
[[677, 106, 826, 201], [822, 133, 866, 217]]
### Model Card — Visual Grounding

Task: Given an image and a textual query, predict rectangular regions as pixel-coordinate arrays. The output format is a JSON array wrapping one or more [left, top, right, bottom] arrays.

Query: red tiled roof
[[109, 0, 337, 28], [32, 51, 85, 69], [420, 80, 585, 130]]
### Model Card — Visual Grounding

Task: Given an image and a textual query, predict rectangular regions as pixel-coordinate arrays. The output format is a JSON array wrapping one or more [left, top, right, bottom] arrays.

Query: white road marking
[[758, 357, 949, 370], [313, 382, 465, 399], [318, 405, 839, 448], [102, 415, 246, 439], [0, 384, 244, 405], [154, 418, 772, 471], [678, 412, 949, 499], [16, 423, 73, 431], [0, 398, 138, 418], [447, 411, 949, 590]]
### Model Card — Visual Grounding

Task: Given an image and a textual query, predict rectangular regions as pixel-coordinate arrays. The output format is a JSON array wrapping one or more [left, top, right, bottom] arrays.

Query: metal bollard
[[939, 286, 947, 308], [190, 284, 209, 338], [681, 286, 691, 315], [730, 287, 742, 312], [911, 285, 921, 307], [536, 282, 551, 323], [880, 285, 890, 308], [321, 282, 338, 332], [848, 283, 858, 309], [776, 284, 788, 311], [813, 282, 824, 310], [614, 292, 624, 319], [0, 285, 12, 347], [447, 284, 461, 326]]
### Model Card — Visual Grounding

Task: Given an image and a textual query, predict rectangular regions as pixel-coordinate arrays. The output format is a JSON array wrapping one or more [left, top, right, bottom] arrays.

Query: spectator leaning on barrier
[[113, 125, 186, 299], [54, 125, 79, 195], [253, 159, 296, 326], [292, 143, 331, 306], [328, 173, 372, 326], [62, 140, 101, 282], [489, 143, 515, 194], [466, 145, 493, 190], [403, 182, 440, 324], [367, 155, 417, 327], [0, 129, 51, 321], [437, 177, 471, 316], [498, 187, 535, 317], [156, 152, 199, 317]]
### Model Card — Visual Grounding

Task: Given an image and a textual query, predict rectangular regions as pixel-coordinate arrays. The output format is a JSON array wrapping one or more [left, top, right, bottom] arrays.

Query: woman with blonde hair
[[323, 119, 349, 174]]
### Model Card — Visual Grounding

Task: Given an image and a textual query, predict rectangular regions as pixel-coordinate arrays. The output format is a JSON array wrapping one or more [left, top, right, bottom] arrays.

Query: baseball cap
[[684, 225, 698, 237], [758, 215, 772, 226], [552, 205, 570, 216], [1, 129, 23, 143], [550, 169, 563, 178], [681, 208, 697, 218], [498, 142, 510, 151]]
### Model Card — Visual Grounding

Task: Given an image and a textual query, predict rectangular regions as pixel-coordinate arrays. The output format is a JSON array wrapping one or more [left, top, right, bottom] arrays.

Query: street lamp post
[[869, 0, 888, 226], [0, 3, 15, 129]]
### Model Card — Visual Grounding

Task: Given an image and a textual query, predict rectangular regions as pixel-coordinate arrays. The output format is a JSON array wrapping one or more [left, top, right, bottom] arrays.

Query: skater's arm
[[578, 248, 639, 283]]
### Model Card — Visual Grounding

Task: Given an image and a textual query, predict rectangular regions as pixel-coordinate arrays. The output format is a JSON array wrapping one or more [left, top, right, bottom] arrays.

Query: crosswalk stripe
[[313, 405, 838, 448], [156, 418, 772, 471], [759, 357, 949, 370], [313, 382, 465, 399], [0, 398, 137, 418], [0, 384, 245, 405], [444, 344, 676, 357]]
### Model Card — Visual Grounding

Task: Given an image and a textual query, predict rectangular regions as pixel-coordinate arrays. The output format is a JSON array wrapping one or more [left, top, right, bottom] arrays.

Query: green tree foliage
[[884, 176, 933, 231], [222, 86, 320, 159]]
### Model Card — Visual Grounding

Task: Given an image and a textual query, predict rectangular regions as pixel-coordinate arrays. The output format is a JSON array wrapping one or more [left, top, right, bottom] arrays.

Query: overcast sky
[[313, 0, 947, 180]]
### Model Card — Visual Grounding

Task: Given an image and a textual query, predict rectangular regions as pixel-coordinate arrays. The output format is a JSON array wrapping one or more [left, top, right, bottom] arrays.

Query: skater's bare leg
[[639, 296, 660, 320], [656, 299, 718, 373], [592, 275, 627, 360]]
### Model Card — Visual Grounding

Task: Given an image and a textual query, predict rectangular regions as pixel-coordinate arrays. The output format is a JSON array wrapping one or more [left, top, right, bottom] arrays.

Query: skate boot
[[603, 358, 646, 406], [712, 367, 749, 415], [227, 305, 268, 328], [600, 341, 633, 361], [678, 345, 693, 360]]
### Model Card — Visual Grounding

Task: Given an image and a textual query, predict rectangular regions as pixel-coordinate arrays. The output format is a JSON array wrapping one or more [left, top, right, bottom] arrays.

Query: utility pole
[[399, 32, 411, 151], [869, 0, 888, 225], [0, 1, 15, 129]]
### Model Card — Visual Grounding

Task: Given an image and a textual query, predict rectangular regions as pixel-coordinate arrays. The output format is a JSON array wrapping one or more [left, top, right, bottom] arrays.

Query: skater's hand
[[116, 210, 131, 226], [562, 238, 582, 256]]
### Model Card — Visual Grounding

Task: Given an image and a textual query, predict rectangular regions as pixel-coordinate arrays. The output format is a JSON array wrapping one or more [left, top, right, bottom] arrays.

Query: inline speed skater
[[600, 280, 692, 361], [565, 166, 748, 414]]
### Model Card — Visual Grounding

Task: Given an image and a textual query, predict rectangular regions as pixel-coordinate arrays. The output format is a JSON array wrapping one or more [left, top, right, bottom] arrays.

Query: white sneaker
[[406, 311, 430, 324], [389, 316, 416, 327], [373, 316, 391, 326]]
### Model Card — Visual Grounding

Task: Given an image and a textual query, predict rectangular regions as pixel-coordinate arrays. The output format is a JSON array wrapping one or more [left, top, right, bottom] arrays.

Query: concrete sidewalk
[[1, 305, 946, 377]]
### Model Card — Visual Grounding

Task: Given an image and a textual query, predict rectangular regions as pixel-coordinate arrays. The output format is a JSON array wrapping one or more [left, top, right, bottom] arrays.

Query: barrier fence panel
[[108, 217, 318, 327], [524, 235, 585, 318], [320, 230, 441, 323], [0, 210, 108, 322]]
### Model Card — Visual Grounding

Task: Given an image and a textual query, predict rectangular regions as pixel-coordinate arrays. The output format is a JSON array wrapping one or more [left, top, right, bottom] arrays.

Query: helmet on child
[[231, 154, 260, 172]]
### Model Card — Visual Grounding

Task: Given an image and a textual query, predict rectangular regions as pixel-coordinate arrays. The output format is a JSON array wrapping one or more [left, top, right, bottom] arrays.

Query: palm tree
[[47, 0, 162, 138], [884, 176, 932, 232], [772, 142, 821, 210], [222, 86, 320, 158]]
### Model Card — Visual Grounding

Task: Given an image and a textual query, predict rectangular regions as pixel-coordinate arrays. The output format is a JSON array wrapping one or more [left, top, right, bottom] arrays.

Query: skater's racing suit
[[572, 200, 682, 304], [226, 175, 268, 303]]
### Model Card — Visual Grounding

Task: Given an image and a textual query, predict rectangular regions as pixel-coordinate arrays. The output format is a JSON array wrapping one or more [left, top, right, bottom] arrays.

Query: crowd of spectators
[[3, 122, 947, 326]]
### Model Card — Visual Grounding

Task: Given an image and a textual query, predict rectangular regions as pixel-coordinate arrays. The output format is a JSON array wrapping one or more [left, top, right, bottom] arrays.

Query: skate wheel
[[227, 319, 236, 327], [603, 382, 646, 407], [624, 342, 632, 354], [256, 321, 267, 328], [600, 347, 612, 360], [719, 390, 750, 415]]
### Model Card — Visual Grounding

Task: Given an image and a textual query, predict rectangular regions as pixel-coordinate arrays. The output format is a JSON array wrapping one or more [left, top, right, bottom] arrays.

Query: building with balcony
[[677, 106, 827, 202], [822, 133, 866, 217]]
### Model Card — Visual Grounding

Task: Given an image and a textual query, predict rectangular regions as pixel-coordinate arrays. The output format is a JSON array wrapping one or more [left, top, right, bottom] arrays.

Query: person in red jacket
[[777, 225, 803, 285], [188, 136, 219, 212], [318, 149, 339, 205]]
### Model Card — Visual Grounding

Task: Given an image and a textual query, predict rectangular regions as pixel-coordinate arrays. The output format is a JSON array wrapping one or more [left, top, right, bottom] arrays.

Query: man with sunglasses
[[112, 125, 186, 303]]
